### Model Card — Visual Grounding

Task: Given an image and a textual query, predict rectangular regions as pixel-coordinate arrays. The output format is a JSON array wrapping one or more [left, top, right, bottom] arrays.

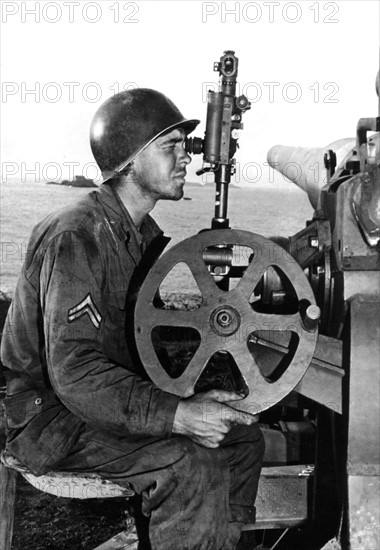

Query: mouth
[[175, 171, 186, 179]]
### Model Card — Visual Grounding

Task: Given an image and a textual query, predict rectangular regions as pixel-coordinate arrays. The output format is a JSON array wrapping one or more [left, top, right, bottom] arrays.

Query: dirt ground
[[11, 476, 133, 550]]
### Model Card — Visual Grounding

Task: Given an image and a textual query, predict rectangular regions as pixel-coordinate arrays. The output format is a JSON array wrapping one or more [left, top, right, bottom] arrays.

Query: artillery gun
[[134, 52, 380, 549]]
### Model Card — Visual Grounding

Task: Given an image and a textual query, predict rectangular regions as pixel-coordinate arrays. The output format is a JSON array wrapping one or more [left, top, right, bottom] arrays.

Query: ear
[[120, 162, 134, 178]]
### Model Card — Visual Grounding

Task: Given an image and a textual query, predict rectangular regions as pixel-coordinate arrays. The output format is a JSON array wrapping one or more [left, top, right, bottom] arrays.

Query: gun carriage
[[134, 52, 380, 549]]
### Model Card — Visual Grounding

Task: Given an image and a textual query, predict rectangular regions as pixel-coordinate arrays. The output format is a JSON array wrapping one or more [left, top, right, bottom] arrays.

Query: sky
[[1, 0, 379, 187]]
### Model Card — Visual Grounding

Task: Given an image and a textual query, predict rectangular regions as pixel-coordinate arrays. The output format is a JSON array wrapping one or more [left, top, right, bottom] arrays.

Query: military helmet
[[90, 88, 200, 183]]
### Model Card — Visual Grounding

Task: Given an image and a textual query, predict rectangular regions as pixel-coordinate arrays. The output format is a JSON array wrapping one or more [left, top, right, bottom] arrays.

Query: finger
[[205, 390, 245, 403], [204, 441, 220, 449], [222, 407, 258, 425], [194, 437, 220, 449], [217, 423, 230, 434], [232, 412, 258, 425]]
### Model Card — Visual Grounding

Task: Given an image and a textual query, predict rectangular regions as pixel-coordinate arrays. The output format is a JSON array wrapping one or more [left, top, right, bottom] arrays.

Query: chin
[[159, 180, 185, 201], [176, 188, 184, 200], [170, 185, 184, 201], [169, 194, 183, 202]]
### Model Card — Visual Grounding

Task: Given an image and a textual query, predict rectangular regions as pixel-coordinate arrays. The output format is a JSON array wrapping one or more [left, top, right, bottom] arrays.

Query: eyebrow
[[157, 134, 185, 146], [158, 128, 186, 143]]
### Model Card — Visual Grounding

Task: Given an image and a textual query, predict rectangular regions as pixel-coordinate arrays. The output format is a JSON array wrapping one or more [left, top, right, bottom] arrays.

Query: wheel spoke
[[227, 341, 263, 385], [227, 342, 276, 414], [236, 252, 271, 299], [249, 312, 301, 333], [143, 306, 203, 330], [176, 334, 221, 393], [186, 253, 220, 299]]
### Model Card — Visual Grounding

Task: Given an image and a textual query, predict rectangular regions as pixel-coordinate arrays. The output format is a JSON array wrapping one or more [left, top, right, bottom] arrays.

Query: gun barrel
[[267, 138, 355, 208]]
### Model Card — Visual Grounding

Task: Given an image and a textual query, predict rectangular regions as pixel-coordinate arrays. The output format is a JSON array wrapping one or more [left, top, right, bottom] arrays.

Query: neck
[[113, 177, 156, 229]]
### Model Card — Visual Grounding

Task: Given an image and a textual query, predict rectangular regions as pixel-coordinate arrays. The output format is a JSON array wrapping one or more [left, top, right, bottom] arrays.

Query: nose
[[178, 143, 191, 165]]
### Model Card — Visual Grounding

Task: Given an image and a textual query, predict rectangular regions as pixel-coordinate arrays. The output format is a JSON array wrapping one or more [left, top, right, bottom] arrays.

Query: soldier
[[1, 89, 264, 550]]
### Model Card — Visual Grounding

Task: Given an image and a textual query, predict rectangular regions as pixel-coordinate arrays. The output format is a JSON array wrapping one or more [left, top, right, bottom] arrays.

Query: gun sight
[[186, 50, 251, 228]]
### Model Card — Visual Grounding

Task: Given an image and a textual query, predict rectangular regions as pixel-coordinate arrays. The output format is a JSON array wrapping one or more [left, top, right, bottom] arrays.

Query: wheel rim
[[135, 229, 318, 413]]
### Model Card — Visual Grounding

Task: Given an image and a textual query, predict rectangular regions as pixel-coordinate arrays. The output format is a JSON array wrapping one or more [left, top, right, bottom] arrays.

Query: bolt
[[303, 305, 321, 332], [217, 311, 231, 326]]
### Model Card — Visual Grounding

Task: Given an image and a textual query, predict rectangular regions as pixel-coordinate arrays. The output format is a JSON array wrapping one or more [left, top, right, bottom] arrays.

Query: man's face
[[130, 128, 192, 201]]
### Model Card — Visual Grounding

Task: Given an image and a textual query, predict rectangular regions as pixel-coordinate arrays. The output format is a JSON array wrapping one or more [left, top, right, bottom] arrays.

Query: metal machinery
[[134, 51, 380, 549]]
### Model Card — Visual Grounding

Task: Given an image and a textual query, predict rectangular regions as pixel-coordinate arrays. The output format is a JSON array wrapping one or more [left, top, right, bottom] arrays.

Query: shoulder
[[24, 191, 102, 271], [34, 190, 100, 238]]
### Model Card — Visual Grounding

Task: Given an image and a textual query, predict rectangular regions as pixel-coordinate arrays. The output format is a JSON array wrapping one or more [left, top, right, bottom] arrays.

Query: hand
[[172, 389, 258, 449]]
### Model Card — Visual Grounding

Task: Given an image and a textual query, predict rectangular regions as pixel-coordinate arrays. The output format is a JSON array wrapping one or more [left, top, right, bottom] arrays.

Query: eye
[[162, 139, 183, 151]]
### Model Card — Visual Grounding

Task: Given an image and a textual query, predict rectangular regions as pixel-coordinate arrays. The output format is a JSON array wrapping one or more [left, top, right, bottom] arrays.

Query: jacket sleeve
[[40, 230, 181, 439]]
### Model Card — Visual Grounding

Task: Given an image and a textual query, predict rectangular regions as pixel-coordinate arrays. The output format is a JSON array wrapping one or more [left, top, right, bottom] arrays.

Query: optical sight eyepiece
[[185, 136, 204, 155]]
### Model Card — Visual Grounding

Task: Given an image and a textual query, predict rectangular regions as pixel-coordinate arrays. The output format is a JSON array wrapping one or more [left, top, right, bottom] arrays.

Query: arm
[[41, 230, 180, 439]]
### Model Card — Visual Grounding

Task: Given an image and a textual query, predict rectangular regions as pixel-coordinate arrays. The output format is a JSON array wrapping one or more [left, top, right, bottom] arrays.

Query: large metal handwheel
[[135, 229, 318, 413]]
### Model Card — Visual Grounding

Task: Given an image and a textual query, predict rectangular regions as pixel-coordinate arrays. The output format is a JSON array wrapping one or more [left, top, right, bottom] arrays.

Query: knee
[[171, 437, 228, 489], [223, 424, 265, 473], [235, 422, 265, 444], [223, 422, 265, 451]]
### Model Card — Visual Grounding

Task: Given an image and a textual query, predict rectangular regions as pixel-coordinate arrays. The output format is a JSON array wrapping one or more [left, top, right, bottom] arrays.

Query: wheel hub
[[210, 305, 240, 337]]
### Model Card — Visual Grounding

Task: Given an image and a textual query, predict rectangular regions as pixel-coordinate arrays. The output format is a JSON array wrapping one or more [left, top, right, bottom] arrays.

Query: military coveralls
[[1, 183, 264, 550]]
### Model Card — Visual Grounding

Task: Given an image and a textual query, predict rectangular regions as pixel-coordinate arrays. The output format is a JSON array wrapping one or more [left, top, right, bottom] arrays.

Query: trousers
[[54, 422, 265, 550]]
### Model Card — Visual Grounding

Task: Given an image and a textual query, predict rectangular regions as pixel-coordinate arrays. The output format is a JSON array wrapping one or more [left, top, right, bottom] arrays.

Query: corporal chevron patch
[[67, 293, 102, 330]]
